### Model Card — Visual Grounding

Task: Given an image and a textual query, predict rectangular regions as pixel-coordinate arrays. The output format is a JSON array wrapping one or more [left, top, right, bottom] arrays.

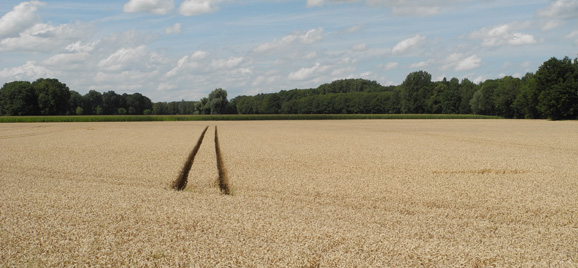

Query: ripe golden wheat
[[0, 120, 576, 267]]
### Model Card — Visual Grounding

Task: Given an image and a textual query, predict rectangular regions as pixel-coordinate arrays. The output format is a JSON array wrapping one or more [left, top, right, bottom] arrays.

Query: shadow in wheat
[[172, 126, 209, 191], [214, 126, 230, 195]]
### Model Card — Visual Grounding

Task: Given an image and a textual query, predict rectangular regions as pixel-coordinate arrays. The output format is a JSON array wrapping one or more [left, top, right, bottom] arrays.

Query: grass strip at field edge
[[0, 114, 503, 123]]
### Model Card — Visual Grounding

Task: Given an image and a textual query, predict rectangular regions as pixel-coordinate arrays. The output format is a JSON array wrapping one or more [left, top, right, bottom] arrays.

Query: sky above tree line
[[0, 0, 576, 102]]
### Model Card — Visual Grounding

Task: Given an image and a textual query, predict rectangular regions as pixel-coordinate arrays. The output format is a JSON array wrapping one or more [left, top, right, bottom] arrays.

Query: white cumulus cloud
[[98, 45, 164, 72], [507, 33, 537, 46], [455, 55, 481, 71], [66, 41, 98, 53], [288, 63, 322, 80], [164, 50, 209, 77], [470, 23, 537, 47], [43, 52, 91, 70], [0, 61, 57, 81], [352, 43, 367, 51], [331, 66, 355, 76], [253, 27, 324, 54], [300, 27, 324, 44], [0, 22, 90, 52], [378, 62, 398, 70], [536, 0, 578, 30], [366, 0, 465, 16], [566, 30, 578, 46], [307, 0, 361, 8], [392, 6, 439, 16], [178, 0, 220, 16], [123, 0, 174, 15], [410, 59, 432, 69], [0, 1, 91, 53], [384, 62, 398, 70], [391, 34, 425, 54], [210, 57, 244, 69], [0, 1, 44, 38], [309, 0, 467, 16], [443, 54, 482, 72], [165, 23, 181, 34], [307, 0, 325, 7], [157, 82, 177, 91]]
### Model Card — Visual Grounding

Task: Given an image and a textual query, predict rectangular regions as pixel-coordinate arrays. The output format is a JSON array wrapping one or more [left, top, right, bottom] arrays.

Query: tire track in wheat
[[172, 126, 209, 191], [214, 126, 230, 195]]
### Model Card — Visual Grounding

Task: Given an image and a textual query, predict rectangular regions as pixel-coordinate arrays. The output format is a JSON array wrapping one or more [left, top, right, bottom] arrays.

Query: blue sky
[[1, 0, 577, 102]]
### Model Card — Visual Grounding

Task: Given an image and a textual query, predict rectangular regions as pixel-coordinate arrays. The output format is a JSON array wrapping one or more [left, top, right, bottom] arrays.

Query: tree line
[[1, 56, 576, 119], [0, 78, 232, 116], [0, 79, 155, 116], [228, 56, 577, 120], [151, 88, 231, 115]]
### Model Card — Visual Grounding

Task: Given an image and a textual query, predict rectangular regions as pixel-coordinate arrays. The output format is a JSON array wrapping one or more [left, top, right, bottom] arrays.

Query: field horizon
[[0, 114, 503, 123], [1, 119, 576, 267]]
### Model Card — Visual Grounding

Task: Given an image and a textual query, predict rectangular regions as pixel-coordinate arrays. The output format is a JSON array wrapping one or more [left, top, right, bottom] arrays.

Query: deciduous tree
[[207, 88, 229, 114], [535, 57, 578, 120], [0, 81, 37, 115], [401, 71, 431, 113], [32, 78, 70, 115]]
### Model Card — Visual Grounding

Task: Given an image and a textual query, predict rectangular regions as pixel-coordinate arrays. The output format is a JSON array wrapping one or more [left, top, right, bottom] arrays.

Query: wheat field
[[1, 120, 576, 267]]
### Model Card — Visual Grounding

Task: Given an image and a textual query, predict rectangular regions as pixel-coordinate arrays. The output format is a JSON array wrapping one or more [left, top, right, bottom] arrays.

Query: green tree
[[207, 88, 229, 114], [426, 83, 447, 114], [458, 78, 478, 114], [535, 56, 578, 120], [68, 91, 83, 115], [513, 73, 540, 118], [438, 78, 461, 114], [152, 102, 168, 115], [388, 88, 402, 114], [470, 80, 498, 115], [370, 91, 393, 113], [178, 100, 186, 114], [125, 93, 152, 115], [260, 94, 281, 114], [167, 101, 179, 115], [32, 78, 70, 115], [0, 81, 38, 115], [440, 88, 461, 114], [231, 96, 253, 114], [82, 90, 103, 115], [75, 106, 84, 115], [234, 96, 251, 114], [102, 91, 125, 115], [173, 100, 196, 114], [401, 71, 432, 113], [327, 94, 344, 114], [493, 76, 520, 118], [195, 97, 210, 114], [317, 79, 385, 94]]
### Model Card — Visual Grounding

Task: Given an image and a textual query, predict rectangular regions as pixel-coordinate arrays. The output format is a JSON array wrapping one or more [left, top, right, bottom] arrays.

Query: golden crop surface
[[1, 120, 576, 267]]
